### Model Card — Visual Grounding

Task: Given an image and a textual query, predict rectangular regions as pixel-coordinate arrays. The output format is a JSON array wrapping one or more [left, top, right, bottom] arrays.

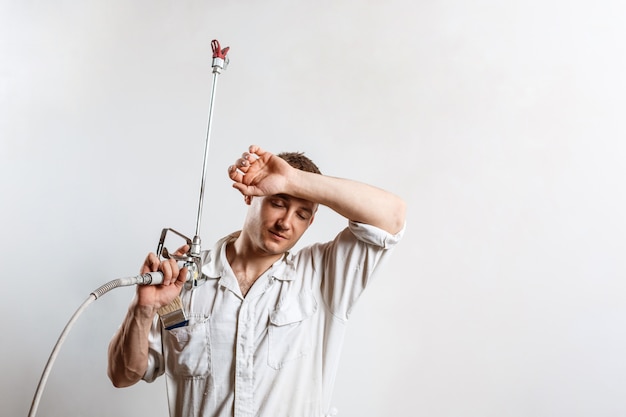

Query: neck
[[226, 235, 284, 296]]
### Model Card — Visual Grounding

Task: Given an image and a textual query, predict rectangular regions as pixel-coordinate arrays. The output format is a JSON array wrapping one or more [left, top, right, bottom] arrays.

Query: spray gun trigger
[[162, 248, 194, 264]]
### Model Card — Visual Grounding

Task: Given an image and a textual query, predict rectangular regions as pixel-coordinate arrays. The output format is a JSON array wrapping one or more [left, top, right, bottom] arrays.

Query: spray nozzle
[[211, 39, 230, 73]]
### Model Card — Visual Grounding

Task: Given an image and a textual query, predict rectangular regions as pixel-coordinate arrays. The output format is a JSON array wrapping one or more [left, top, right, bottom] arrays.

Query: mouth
[[269, 230, 288, 241]]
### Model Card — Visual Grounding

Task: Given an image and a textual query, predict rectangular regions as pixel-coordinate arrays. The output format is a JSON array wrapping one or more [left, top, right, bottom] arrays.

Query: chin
[[263, 238, 291, 255]]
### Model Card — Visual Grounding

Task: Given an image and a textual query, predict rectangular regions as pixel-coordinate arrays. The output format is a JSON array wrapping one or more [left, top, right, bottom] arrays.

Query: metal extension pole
[[192, 40, 230, 257]]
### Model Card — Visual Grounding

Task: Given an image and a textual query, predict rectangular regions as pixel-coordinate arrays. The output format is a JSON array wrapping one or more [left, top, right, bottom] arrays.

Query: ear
[[308, 204, 318, 226], [244, 195, 253, 205]]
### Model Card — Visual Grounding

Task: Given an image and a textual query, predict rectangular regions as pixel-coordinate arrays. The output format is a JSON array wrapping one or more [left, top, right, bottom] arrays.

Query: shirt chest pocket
[[268, 292, 318, 370], [164, 315, 211, 378]]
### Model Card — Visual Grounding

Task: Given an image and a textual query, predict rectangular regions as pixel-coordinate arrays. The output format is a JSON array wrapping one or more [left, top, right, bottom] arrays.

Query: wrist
[[130, 300, 158, 321], [284, 167, 315, 200]]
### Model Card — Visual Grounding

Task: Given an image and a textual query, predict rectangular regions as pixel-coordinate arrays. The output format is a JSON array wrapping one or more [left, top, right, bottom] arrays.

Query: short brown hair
[[278, 151, 321, 175]]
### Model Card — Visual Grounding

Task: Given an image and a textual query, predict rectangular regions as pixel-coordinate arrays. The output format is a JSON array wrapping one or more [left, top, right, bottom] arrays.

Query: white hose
[[27, 276, 150, 417], [28, 294, 96, 417]]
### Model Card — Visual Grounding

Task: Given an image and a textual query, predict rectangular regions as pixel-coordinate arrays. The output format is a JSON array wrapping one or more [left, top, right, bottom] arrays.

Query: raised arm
[[228, 145, 406, 234]]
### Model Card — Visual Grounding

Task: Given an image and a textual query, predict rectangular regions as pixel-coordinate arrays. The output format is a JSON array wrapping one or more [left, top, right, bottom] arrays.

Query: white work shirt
[[143, 221, 403, 417]]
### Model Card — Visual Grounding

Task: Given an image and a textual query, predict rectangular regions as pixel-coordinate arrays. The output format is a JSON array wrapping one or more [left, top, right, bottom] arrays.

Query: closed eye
[[297, 211, 311, 220], [270, 199, 286, 208]]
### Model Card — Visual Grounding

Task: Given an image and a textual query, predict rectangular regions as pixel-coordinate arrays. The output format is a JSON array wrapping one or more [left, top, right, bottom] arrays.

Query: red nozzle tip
[[211, 39, 230, 59]]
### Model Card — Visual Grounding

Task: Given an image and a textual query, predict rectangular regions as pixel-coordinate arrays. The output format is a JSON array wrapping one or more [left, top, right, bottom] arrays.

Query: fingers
[[235, 146, 263, 171], [232, 181, 254, 196], [227, 145, 269, 195], [176, 266, 189, 286], [141, 252, 160, 274], [228, 164, 244, 183], [158, 258, 176, 286], [235, 156, 250, 169], [174, 244, 190, 257], [141, 252, 182, 287], [248, 144, 265, 156], [237, 150, 260, 170], [227, 153, 252, 180], [227, 148, 258, 185], [159, 259, 172, 285]]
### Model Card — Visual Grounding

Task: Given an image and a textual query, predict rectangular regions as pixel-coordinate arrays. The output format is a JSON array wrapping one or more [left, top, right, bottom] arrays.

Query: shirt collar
[[198, 231, 297, 284]]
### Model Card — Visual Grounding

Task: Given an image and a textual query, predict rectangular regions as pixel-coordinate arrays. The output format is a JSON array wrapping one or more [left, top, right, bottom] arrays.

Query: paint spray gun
[[152, 39, 230, 330], [28, 39, 230, 417]]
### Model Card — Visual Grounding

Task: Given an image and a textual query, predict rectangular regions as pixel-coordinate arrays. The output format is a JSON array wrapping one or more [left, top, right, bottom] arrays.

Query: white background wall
[[2, 1, 625, 416]]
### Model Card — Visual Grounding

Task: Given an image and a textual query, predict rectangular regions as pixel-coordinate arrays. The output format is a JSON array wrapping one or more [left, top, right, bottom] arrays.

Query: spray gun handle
[[162, 250, 203, 288], [156, 227, 203, 287]]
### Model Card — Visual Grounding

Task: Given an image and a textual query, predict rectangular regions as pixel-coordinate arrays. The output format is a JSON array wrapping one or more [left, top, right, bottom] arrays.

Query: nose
[[276, 213, 293, 231]]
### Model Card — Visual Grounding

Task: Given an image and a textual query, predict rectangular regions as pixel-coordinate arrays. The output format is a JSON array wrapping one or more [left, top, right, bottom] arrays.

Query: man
[[107, 144, 406, 417]]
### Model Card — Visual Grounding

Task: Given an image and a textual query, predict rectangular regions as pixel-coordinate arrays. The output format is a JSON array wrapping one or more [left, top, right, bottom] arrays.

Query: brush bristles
[[158, 296, 189, 330], [158, 296, 184, 316]]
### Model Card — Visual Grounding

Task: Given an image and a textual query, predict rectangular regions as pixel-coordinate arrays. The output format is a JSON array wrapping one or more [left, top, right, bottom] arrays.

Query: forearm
[[287, 170, 406, 234], [107, 301, 158, 387]]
